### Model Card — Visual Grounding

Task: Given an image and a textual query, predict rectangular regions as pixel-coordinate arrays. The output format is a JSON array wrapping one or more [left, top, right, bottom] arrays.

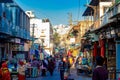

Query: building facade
[[82, 0, 120, 79], [0, 1, 30, 62], [26, 11, 54, 56]]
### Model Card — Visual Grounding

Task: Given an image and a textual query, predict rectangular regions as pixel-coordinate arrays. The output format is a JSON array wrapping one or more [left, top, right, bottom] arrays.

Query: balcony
[[26, 31, 30, 40], [19, 28, 23, 38], [109, 2, 120, 19], [11, 25, 20, 37], [17, 27, 29, 40], [100, 2, 120, 26], [23, 29, 27, 39], [0, 18, 12, 35]]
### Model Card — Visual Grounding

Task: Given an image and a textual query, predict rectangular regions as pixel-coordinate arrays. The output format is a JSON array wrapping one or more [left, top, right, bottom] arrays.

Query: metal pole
[[32, 24, 35, 49]]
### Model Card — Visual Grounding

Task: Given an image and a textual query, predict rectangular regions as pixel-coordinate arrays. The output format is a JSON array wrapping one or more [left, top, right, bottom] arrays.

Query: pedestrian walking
[[41, 60, 48, 76], [65, 57, 71, 75], [92, 56, 108, 80], [48, 59, 55, 76], [1, 60, 11, 80], [18, 60, 25, 80], [31, 58, 40, 77], [58, 58, 66, 80]]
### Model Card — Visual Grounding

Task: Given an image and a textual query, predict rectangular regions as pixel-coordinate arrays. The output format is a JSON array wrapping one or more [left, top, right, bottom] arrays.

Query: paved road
[[26, 67, 92, 80]]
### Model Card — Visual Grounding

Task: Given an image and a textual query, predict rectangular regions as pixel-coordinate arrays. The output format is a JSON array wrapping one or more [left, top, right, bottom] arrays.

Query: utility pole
[[68, 12, 81, 50], [31, 23, 35, 49], [68, 13, 73, 26]]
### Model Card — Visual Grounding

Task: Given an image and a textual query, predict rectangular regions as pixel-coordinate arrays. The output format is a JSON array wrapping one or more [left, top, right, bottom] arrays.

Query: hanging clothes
[[67, 50, 72, 56], [93, 42, 98, 57], [99, 39, 105, 57]]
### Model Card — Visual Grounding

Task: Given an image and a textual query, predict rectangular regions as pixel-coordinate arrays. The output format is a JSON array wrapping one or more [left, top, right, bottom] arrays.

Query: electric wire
[[77, 0, 81, 22]]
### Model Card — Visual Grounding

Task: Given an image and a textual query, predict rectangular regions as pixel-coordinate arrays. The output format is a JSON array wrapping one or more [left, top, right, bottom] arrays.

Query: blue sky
[[15, 0, 89, 26]]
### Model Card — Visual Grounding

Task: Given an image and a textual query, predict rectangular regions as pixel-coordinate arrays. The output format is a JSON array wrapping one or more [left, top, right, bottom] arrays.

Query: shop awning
[[93, 20, 116, 33]]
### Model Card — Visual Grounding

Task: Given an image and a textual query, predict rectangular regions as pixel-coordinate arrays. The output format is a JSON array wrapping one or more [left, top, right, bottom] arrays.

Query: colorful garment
[[99, 39, 105, 57], [0, 69, 2, 80], [93, 42, 97, 57], [18, 61, 25, 80], [1, 62, 11, 80]]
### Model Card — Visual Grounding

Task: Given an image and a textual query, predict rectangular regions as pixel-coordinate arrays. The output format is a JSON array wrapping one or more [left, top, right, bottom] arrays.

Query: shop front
[[92, 22, 118, 79]]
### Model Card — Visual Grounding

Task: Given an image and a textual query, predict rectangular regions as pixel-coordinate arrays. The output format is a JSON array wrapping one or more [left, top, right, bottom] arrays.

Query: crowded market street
[[26, 63, 92, 80], [1, 0, 120, 80]]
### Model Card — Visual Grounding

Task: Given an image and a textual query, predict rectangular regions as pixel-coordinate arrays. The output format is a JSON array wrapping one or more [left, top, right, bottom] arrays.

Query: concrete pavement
[[26, 67, 92, 80]]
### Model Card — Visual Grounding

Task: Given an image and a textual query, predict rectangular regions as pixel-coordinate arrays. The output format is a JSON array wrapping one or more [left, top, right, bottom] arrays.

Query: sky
[[15, 0, 90, 26]]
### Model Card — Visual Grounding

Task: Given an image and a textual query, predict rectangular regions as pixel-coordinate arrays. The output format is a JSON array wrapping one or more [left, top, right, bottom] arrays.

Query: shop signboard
[[15, 38, 20, 43], [70, 38, 75, 43], [10, 38, 21, 44]]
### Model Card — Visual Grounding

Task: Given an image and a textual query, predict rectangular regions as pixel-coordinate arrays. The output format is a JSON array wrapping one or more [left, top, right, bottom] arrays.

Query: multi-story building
[[0, 1, 30, 62], [66, 20, 93, 57], [82, 0, 120, 79], [26, 11, 54, 56], [53, 24, 70, 46]]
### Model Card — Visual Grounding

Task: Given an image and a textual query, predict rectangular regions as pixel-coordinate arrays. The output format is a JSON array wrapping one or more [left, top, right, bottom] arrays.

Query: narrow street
[[26, 66, 92, 80], [1, 0, 119, 80]]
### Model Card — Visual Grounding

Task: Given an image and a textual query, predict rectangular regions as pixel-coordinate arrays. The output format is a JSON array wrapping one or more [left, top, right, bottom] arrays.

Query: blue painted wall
[[116, 41, 120, 79], [0, 2, 30, 40]]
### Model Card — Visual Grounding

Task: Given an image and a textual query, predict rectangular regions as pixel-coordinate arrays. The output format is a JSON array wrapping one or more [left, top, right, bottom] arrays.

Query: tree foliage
[[53, 32, 60, 46]]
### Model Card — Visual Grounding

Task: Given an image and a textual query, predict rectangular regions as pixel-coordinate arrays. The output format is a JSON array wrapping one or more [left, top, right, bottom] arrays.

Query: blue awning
[[82, 0, 112, 16], [82, 0, 99, 16], [0, 0, 13, 3]]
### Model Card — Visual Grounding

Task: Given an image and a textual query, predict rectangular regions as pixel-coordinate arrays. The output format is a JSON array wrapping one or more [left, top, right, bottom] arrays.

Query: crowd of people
[[0, 56, 56, 80], [0, 54, 108, 80], [0, 55, 74, 80]]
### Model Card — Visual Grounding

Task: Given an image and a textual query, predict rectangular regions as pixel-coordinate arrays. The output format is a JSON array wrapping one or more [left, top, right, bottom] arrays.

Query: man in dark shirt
[[92, 56, 108, 80], [58, 58, 66, 80]]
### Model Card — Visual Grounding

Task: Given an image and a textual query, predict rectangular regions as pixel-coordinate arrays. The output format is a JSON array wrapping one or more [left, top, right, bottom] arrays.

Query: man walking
[[92, 56, 108, 80], [58, 58, 66, 80]]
